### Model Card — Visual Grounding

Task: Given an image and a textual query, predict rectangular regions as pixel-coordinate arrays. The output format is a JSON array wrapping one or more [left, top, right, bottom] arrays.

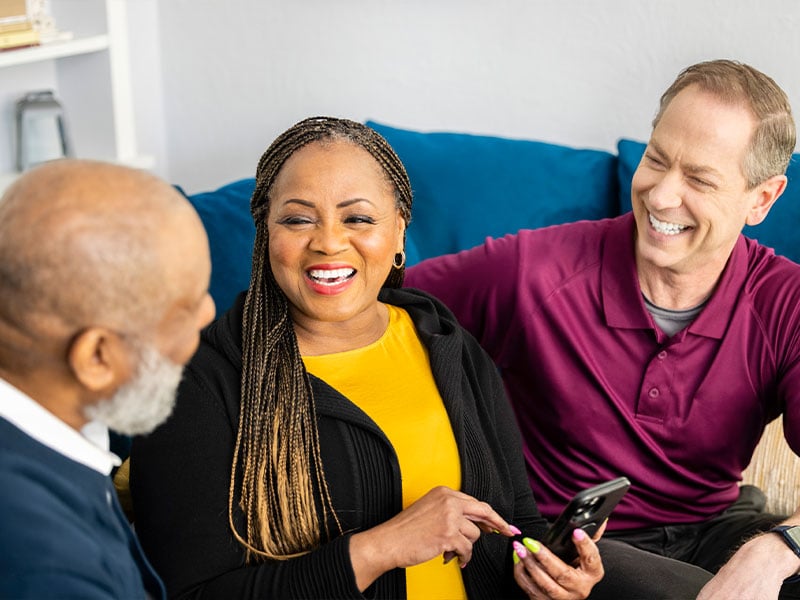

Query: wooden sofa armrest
[[741, 416, 800, 517]]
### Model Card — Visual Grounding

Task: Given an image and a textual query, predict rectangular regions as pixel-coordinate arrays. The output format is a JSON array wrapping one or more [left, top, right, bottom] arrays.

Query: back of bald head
[[0, 159, 203, 369]]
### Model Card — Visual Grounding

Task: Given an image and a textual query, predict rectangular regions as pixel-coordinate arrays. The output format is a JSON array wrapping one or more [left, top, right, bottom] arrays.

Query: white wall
[[125, 0, 167, 176], [130, 0, 800, 194]]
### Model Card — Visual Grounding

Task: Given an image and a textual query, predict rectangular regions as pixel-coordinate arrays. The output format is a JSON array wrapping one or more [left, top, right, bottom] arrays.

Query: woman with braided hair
[[130, 116, 604, 599]]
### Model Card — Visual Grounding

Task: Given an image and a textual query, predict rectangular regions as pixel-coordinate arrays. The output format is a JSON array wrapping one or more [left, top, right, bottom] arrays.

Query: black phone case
[[541, 476, 631, 563]]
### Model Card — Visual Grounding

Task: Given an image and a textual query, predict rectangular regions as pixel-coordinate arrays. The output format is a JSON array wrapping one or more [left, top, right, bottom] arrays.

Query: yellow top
[[303, 304, 466, 600]]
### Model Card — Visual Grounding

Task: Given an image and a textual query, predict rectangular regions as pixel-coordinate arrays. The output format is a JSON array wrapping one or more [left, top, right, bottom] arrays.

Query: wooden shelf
[[0, 34, 109, 69]]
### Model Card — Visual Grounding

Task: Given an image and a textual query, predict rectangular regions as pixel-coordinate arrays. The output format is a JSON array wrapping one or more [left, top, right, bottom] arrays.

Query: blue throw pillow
[[182, 178, 256, 313], [367, 121, 619, 264], [616, 138, 800, 264], [616, 138, 644, 214]]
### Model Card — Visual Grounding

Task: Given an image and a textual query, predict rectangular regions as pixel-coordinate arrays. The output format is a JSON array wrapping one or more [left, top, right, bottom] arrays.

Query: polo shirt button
[[658, 351, 667, 360], [648, 387, 660, 398]]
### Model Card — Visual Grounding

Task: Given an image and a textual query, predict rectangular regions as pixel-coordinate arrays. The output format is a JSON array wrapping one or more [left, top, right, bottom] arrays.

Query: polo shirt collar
[[692, 235, 748, 339], [601, 212, 748, 340], [602, 214, 650, 330], [0, 377, 120, 474]]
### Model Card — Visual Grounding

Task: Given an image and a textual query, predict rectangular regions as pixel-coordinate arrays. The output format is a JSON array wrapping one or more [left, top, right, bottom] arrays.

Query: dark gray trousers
[[589, 486, 799, 599]]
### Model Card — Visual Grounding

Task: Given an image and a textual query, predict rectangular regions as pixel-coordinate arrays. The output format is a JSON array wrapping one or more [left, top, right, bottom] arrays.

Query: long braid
[[228, 116, 413, 559]]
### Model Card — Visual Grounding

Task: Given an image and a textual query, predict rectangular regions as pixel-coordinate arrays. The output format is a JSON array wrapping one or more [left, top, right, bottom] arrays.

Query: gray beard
[[83, 344, 184, 436]]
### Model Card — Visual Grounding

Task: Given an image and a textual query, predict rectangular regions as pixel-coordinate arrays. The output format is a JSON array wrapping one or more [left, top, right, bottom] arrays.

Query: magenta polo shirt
[[405, 213, 800, 530]]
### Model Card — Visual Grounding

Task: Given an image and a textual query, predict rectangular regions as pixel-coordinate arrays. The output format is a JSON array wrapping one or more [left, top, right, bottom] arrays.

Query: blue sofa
[[181, 120, 800, 516], [183, 121, 800, 315]]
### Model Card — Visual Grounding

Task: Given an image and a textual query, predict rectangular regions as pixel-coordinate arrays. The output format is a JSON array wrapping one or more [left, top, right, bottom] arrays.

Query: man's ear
[[67, 327, 132, 394], [746, 174, 787, 226]]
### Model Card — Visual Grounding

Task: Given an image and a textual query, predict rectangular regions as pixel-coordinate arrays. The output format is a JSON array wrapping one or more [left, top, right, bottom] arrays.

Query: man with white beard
[[0, 159, 215, 599]]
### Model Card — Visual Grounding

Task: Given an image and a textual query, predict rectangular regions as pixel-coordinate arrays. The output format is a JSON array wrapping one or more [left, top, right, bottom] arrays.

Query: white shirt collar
[[0, 376, 121, 474]]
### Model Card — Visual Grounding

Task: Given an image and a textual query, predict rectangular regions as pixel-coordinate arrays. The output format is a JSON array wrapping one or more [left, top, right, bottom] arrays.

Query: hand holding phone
[[541, 476, 631, 563]]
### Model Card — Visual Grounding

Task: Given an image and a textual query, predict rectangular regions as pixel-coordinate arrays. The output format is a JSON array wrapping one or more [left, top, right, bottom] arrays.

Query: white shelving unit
[[0, 0, 152, 192], [0, 35, 109, 68]]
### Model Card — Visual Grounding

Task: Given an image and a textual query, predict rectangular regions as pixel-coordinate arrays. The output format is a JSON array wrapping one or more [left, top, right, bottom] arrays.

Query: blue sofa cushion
[[617, 138, 800, 264], [181, 178, 256, 313], [616, 138, 644, 215], [367, 121, 620, 264]]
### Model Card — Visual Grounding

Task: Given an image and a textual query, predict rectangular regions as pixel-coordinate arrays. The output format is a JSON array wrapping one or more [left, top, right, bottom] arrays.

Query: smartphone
[[541, 476, 631, 563]]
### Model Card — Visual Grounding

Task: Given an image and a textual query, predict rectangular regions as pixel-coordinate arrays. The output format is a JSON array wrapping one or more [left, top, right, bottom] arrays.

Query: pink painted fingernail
[[509, 525, 522, 535], [513, 540, 528, 559], [573, 528, 587, 541]]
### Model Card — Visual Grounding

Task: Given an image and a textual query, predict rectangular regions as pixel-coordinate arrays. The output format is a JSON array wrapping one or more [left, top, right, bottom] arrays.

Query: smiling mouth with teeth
[[649, 213, 690, 236], [307, 267, 356, 286]]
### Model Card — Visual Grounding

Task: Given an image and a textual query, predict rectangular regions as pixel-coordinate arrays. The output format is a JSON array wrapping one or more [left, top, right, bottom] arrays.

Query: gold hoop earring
[[393, 250, 406, 269]]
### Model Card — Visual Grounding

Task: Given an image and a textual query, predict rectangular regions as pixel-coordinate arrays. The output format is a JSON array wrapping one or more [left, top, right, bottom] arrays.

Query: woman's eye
[[277, 215, 314, 226], [345, 215, 376, 225]]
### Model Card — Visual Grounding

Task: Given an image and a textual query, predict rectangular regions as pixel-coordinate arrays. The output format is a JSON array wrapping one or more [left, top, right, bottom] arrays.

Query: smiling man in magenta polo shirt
[[405, 59, 800, 599]]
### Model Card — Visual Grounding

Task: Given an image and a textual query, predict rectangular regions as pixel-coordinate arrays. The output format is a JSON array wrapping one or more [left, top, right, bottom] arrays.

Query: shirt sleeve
[[405, 234, 523, 367], [0, 570, 121, 600], [472, 330, 548, 536], [778, 321, 800, 454], [458, 327, 548, 599], [130, 351, 364, 600], [758, 258, 800, 455]]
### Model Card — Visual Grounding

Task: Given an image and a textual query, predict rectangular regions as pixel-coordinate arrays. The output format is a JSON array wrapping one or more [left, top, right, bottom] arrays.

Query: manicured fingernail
[[460, 562, 467, 569], [513, 540, 528, 559], [522, 537, 541, 554], [492, 529, 500, 534], [509, 525, 522, 535], [573, 528, 587, 541], [512, 550, 520, 565]]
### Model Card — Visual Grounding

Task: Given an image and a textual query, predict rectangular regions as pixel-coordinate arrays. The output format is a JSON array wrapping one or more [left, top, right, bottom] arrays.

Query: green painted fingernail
[[522, 537, 541, 554], [512, 550, 520, 565]]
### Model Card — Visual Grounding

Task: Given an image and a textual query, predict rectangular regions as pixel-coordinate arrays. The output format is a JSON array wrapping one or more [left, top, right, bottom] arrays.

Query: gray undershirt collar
[[643, 295, 708, 337]]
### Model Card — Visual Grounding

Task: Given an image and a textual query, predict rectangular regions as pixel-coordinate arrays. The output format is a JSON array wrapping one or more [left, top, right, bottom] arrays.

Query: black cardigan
[[131, 287, 547, 599]]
